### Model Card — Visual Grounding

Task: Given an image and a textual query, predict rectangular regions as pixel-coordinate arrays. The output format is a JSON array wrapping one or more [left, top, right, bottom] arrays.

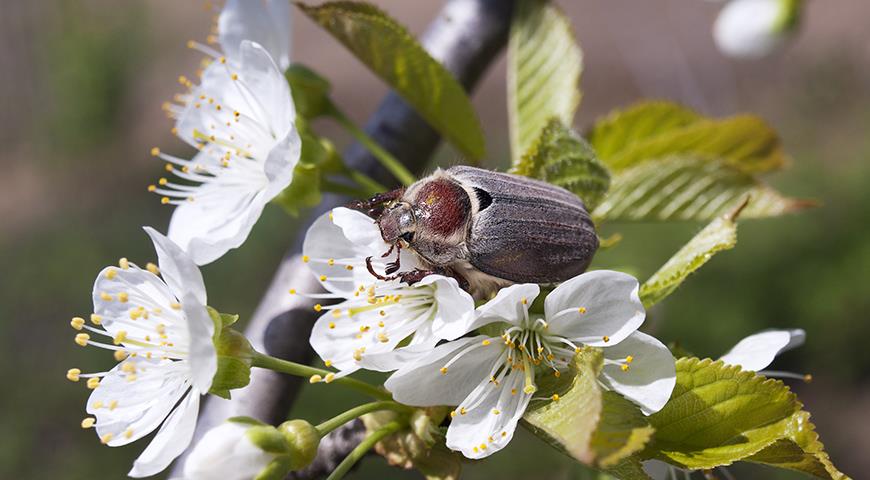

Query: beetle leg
[[384, 244, 402, 275], [346, 188, 406, 218], [397, 267, 470, 291], [365, 256, 400, 282]]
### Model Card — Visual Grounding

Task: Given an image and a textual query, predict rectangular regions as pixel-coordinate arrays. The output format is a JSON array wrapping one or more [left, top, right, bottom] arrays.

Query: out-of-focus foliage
[[588, 101, 813, 221], [297, 1, 486, 160], [507, 0, 582, 165]]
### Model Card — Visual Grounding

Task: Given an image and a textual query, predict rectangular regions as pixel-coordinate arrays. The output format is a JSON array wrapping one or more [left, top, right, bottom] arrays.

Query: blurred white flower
[[69, 227, 216, 477], [713, 0, 800, 59], [384, 271, 676, 459], [301, 208, 476, 375], [181, 421, 277, 480], [153, 40, 301, 265]]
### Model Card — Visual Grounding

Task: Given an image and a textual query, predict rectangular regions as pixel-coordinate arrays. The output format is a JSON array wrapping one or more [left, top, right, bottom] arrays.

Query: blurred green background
[[1, 0, 868, 478]]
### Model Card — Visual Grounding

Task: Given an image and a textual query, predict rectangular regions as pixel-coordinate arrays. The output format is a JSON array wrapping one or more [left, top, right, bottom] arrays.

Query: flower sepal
[[207, 307, 254, 399], [361, 409, 461, 479], [285, 64, 332, 119]]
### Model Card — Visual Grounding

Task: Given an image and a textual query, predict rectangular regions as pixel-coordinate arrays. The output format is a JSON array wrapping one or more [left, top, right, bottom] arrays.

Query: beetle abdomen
[[447, 166, 599, 284]]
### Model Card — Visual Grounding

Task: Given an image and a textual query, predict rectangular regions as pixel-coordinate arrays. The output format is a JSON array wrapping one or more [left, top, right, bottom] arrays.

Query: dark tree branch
[[171, 0, 514, 477]]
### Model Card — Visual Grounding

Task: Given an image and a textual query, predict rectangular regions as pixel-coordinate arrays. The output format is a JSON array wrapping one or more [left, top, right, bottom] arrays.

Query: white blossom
[[301, 207, 476, 375], [181, 421, 277, 480], [69, 227, 216, 477], [154, 40, 300, 265], [719, 328, 806, 372], [384, 271, 676, 459], [218, 0, 292, 71]]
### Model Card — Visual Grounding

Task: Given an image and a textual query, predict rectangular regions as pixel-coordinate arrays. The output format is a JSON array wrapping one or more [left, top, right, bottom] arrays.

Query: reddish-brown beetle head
[[377, 201, 417, 245]]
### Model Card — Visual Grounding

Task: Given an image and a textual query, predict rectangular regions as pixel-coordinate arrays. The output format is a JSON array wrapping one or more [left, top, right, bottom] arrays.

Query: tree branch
[[171, 0, 514, 477]]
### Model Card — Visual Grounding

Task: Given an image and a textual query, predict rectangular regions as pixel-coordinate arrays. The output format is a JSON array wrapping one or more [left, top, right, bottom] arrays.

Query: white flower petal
[[445, 369, 531, 459], [544, 270, 644, 347], [331, 207, 385, 252], [385, 336, 504, 407], [88, 359, 189, 446], [182, 292, 217, 393], [128, 391, 201, 477], [183, 421, 275, 480], [358, 343, 437, 372], [167, 189, 270, 266], [218, 0, 292, 71], [144, 227, 207, 305], [713, 0, 786, 59], [719, 329, 806, 372], [415, 275, 476, 341], [599, 331, 676, 415], [472, 283, 540, 329]]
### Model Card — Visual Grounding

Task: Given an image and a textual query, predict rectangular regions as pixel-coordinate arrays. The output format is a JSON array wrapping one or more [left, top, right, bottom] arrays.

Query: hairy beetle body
[[352, 166, 599, 298]]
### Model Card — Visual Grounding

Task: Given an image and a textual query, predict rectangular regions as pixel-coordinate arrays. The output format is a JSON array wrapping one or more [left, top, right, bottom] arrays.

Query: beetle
[[349, 166, 599, 298]]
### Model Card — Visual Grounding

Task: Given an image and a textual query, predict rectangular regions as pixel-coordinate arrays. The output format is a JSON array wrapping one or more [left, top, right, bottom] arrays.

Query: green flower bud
[[278, 419, 321, 471]]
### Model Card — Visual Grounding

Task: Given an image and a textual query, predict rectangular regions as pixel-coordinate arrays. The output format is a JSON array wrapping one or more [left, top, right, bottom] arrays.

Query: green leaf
[[273, 163, 322, 216], [591, 392, 656, 468], [297, 1, 485, 159], [508, 0, 582, 165], [512, 119, 611, 210], [592, 155, 813, 221], [746, 410, 849, 480], [522, 347, 604, 464], [588, 101, 787, 175], [639, 203, 741, 307], [645, 358, 800, 470], [286, 63, 332, 119]]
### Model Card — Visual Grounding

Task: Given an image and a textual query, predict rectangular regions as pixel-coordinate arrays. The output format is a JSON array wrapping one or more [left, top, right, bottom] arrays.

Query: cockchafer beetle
[[349, 166, 599, 298]]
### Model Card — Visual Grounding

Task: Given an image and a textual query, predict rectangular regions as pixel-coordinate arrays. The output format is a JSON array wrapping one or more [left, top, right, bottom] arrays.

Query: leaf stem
[[327, 105, 417, 187], [315, 401, 411, 437], [325, 420, 405, 480], [251, 352, 391, 401]]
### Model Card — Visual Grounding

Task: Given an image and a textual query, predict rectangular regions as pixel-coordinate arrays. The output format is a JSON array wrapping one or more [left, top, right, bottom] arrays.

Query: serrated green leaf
[[592, 156, 813, 221], [592, 392, 656, 468], [588, 101, 787, 175], [645, 358, 800, 470], [587, 101, 702, 161], [746, 410, 849, 480], [523, 347, 604, 464], [512, 119, 610, 209], [639, 206, 739, 307], [603, 458, 652, 480], [508, 0, 582, 165], [297, 1, 485, 159]]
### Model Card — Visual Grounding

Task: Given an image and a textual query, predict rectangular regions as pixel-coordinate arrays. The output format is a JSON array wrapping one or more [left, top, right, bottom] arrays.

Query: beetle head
[[378, 201, 417, 245]]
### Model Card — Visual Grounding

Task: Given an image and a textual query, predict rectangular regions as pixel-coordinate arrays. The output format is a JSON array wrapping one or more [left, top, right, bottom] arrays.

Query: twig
[[170, 0, 514, 477]]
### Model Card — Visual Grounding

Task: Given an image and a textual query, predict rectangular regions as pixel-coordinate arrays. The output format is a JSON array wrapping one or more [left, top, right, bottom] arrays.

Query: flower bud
[[277, 419, 320, 471], [713, 0, 802, 59]]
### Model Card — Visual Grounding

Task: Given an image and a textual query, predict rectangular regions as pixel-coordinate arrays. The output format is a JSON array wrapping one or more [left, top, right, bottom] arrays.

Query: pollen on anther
[[309, 374, 322, 384], [324, 373, 335, 383], [117, 292, 129, 303], [146, 263, 159, 275], [302, 255, 310, 263], [440, 367, 448, 375], [602, 336, 610, 343], [66, 368, 81, 382], [324, 360, 333, 367], [90, 314, 102, 325], [551, 394, 560, 402], [625, 355, 634, 364], [319, 275, 327, 281], [327, 258, 335, 266], [492, 409, 500, 415], [345, 265, 354, 271], [314, 304, 323, 312], [147, 185, 156, 192], [482, 339, 491, 346], [75, 333, 90, 347], [81, 417, 96, 429], [521, 297, 528, 305], [161, 197, 170, 205], [100, 433, 113, 444], [328, 322, 336, 329], [459, 407, 467, 415], [70, 317, 85, 330], [289, 289, 297, 295], [621, 364, 630, 371], [87, 377, 100, 389], [113, 331, 128, 345], [114, 350, 128, 362]]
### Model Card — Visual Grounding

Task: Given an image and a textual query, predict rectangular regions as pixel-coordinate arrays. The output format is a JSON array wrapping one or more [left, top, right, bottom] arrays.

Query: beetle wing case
[[447, 166, 599, 284]]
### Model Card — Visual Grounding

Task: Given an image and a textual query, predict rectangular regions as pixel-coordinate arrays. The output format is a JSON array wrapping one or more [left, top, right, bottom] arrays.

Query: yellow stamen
[[81, 417, 96, 429], [302, 255, 310, 263], [439, 367, 448, 375], [70, 317, 85, 330], [87, 377, 101, 389], [146, 263, 159, 275], [551, 394, 560, 402], [99, 292, 113, 302], [309, 374, 322, 384], [90, 314, 102, 325], [314, 304, 322, 312], [118, 258, 129, 270], [117, 292, 129, 303], [66, 368, 81, 382], [114, 350, 128, 362], [602, 336, 610, 343], [100, 433, 113, 444], [113, 331, 127, 345], [75, 333, 90, 347]]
